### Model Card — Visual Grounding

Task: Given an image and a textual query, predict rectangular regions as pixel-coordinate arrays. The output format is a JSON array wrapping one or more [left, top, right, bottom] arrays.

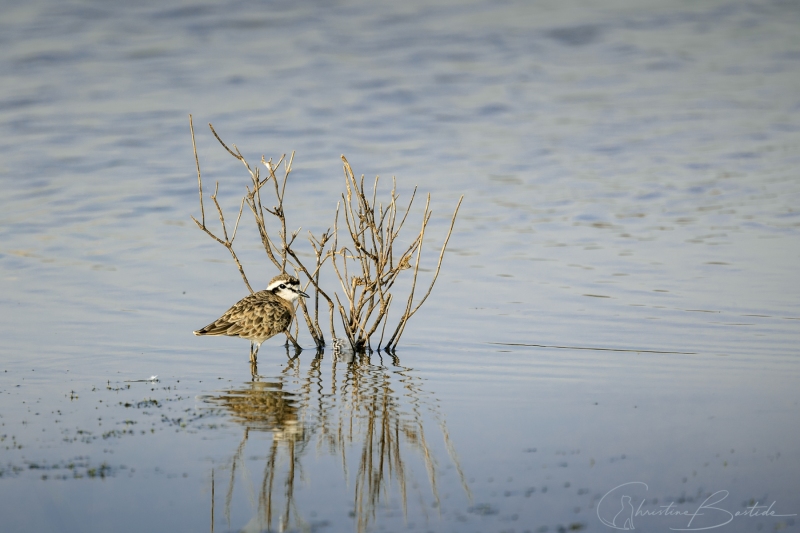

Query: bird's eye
[[279, 284, 286, 289]]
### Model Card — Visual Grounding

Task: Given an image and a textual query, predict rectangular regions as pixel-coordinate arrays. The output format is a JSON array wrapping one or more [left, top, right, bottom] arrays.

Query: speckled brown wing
[[195, 290, 293, 342]]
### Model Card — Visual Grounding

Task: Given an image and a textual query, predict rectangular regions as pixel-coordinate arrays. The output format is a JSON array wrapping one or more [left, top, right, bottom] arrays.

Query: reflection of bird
[[194, 274, 308, 361], [612, 495, 635, 530]]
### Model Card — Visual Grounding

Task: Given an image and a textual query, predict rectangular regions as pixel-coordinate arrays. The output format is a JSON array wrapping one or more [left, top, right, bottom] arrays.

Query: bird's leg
[[249, 341, 258, 364]]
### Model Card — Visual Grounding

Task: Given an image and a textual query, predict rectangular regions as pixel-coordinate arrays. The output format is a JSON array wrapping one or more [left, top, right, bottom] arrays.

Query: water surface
[[1, 0, 799, 532]]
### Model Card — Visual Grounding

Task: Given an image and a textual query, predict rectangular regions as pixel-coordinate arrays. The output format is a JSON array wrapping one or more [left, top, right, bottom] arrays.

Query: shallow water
[[1, 0, 799, 532]]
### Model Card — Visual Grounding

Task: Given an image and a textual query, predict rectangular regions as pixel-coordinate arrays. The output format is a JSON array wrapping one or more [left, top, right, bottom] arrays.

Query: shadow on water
[[202, 346, 471, 533]]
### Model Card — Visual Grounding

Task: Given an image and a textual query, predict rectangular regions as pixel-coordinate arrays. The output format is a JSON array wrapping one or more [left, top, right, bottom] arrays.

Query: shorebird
[[194, 274, 309, 362]]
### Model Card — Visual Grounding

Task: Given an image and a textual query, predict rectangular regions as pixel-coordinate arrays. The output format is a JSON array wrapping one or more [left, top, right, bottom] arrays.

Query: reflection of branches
[[352, 363, 411, 531], [395, 364, 472, 504], [205, 352, 470, 532]]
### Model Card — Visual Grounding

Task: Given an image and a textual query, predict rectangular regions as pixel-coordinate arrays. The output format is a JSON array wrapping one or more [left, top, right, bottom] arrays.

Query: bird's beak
[[297, 289, 310, 298]]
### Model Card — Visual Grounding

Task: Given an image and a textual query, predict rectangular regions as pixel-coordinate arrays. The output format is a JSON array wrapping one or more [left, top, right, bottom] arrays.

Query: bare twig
[[189, 114, 205, 226], [189, 117, 254, 294], [386, 196, 462, 350]]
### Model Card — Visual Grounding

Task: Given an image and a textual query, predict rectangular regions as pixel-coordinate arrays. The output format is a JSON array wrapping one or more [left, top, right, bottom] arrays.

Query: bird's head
[[267, 274, 309, 302]]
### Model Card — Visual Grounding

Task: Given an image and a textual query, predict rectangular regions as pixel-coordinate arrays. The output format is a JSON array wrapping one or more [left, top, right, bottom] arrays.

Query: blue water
[[1, 1, 799, 532]]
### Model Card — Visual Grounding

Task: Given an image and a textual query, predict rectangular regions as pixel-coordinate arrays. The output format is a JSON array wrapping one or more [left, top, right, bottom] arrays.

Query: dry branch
[[189, 115, 254, 294], [331, 156, 462, 352], [189, 115, 461, 353]]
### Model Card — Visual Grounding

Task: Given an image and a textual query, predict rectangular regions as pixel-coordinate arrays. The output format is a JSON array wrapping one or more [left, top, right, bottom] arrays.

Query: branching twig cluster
[[333, 157, 463, 351], [189, 115, 461, 353]]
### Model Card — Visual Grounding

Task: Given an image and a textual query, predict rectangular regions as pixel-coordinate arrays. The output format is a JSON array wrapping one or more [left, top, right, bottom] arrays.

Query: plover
[[194, 274, 309, 362]]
